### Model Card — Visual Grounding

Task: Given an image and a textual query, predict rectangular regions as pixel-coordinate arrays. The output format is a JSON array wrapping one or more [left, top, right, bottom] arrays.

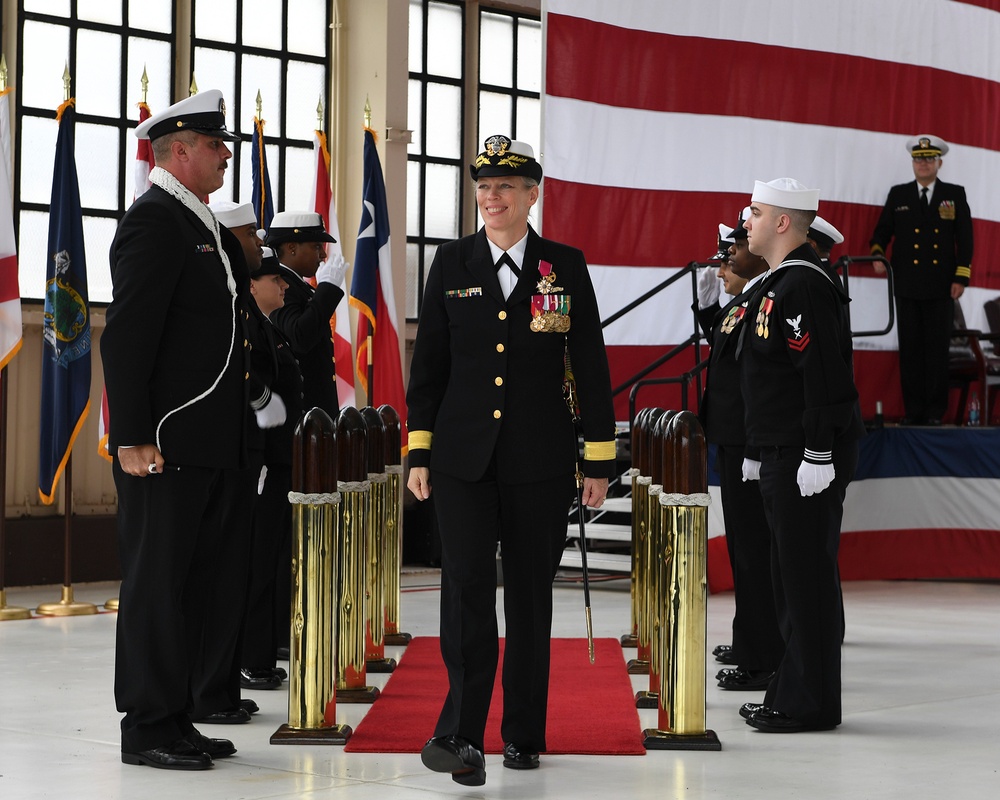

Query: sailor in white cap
[[265, 211, 347, 419], [103, 89, 249, 769], [807, 215, 844, 265], [869, 134, 973, 425], [738, 178, 864, 734]]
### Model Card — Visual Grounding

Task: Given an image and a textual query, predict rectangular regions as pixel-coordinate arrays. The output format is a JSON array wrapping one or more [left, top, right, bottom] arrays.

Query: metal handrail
[[832, 254, 895, 338]]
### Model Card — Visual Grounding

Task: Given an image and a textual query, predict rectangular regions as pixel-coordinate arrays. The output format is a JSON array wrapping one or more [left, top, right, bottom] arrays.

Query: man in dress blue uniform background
[[103, 90, 250, 770], [406, 135, 616, 785], [870, 135, 974, 424]]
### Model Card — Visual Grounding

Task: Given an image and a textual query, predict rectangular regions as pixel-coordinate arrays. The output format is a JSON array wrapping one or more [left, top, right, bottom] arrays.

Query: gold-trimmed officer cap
[[470, 134, 543, 182], [265, 211, 337, 247], [135, 89, 240, 142], [906, 134, 949, 158]]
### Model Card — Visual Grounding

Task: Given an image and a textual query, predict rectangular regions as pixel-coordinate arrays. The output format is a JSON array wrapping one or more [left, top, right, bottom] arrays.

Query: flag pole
[[35, 65, 96, 618], [0, 55, 30, 621], [363, 98, 374, 401]]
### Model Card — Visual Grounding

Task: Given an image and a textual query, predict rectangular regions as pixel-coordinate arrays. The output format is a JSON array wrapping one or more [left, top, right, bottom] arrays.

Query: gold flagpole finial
[[62, 62, 71, 102], [364, 95, 372, 130], [189, 74, 198, 96], [256, 89, 263, 120], [317, 95, 324, 128], [0, 54, 8, 92], [140, 65, 149, 104]]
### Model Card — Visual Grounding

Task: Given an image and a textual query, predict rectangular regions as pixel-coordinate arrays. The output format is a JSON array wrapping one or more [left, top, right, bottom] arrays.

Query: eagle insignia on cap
[[484, 135, 511, 157], [220, 99, 227, 115], [918, 137, 930, 149]]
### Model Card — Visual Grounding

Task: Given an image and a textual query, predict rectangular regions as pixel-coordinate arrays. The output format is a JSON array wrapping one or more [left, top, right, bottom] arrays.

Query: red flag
[[0, 86, 22, 370], [311, 129, 356, 409], [99, 102, 155, 464]]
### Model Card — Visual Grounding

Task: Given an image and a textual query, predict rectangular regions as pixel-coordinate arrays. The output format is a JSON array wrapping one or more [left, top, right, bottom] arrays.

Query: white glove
[[257, 464, 268, 495], [254, 392, 287, 429], [697, 266, 722, 309], [797, 461, 835, 497], [741, 458, 761, 482], [316, 253, 349, 287]]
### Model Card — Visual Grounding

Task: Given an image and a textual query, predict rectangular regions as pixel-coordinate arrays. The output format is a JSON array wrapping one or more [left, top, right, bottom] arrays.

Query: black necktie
[[496, 252, 520, 277], [920, 186, 929, 210]]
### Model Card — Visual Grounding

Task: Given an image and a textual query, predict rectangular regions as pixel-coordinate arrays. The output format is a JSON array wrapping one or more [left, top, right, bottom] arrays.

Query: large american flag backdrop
[[542, 0, 1000, 585]]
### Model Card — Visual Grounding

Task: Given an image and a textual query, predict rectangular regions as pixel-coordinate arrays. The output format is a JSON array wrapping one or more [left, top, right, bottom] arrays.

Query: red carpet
[[344, 637, 645, 755]]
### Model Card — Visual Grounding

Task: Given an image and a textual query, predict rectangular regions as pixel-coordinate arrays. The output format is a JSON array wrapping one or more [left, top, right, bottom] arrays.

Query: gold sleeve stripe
[[870, 244, 885, 256], [955, 266, 971, 278], [408, 430, 433, 451], [584, 441, 617, 462]]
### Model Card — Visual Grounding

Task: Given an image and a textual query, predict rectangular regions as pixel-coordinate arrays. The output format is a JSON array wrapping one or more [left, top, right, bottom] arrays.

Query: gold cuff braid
[[408, 430, 433, 451], [584, 440, 616, 462]]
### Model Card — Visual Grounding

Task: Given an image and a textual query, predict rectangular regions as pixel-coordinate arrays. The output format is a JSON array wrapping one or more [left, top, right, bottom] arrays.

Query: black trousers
[[895, 295, 953, 422], [716, 445, 783, 672], [113, 462, 253, 752], [430, 468, 575, 752], [757, 441, 857, 726], [241, 463, 292, 668]]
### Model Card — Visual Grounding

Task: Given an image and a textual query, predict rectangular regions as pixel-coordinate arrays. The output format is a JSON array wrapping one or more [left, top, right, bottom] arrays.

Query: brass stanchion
[[379, 405, 410, 646], [626, 407, 663, 672], [0, 367, 31, 621], [104, 597, 119, 611], [360, 407, 395, 673], [36, 458, 98, 617], [643, 410, 720, 751], [334, 407, 379, 703], [636, 410, 674, 707], [621, 408, 649, 649], [271, 408, 351, 744]]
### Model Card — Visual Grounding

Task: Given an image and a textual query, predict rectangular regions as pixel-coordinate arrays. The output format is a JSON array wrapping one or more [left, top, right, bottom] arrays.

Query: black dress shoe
[[240, 698, 259, 715], [271, 666, 288, 682], [121, 738, 213, 770], [502, 742, 540, 770], [717, 669, 774, 691], [240, 667, 283, 690], [185, 729, 236, 758], [739, 702, 766, 720], [747, 706, 837, 733], [712, 644, 732, 658], [192, 707, 251, 724], [716, 666, 738, 681], [420, 735, 486, 786], [713, 644, 738, 665]]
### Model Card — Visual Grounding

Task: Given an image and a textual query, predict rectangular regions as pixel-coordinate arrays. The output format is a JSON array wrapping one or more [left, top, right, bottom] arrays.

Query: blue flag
[[251, 117, 274, 229], [38, 101, 91, 505]]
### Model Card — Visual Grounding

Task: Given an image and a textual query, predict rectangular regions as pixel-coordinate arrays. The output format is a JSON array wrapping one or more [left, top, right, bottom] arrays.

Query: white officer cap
[[906, 134, 949, 158], [808, 215, 845, 248], [135, 89, 240, 142], [751, 177, 820, 211]]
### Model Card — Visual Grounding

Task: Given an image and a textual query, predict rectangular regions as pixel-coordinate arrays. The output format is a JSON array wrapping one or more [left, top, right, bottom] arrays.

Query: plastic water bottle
[[968, 391, 981, 427]]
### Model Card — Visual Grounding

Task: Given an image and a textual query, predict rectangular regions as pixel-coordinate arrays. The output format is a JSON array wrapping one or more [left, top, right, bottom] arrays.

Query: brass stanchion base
[[105, 598, 119, 611], [0, 590, 32, 621], [635, 690, 659, 709], [385, 632, 412, 646], [365, 657, 397, 673], [642, 728, 721, 751], [270, 723, 353, 745], [35, 586, 99, 617], [626, 658, 650, 675], [336, 686, 380, 704], [620, 633, 639, 648]]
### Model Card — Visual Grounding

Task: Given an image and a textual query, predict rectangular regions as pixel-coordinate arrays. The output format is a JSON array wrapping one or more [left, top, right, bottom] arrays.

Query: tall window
[[405, 0, 466, 321], [404, 1, 540, 321], [12, 0, 330, 304]]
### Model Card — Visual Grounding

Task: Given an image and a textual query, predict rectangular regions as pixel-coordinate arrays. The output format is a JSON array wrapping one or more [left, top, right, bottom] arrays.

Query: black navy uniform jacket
[[698, 284, 758, 447], [870, 179, 973, 299], [407, 227, 617, 482], [103, 185, 249, 467], [741, 244, 865, 462], [268, 266, 344, 419]]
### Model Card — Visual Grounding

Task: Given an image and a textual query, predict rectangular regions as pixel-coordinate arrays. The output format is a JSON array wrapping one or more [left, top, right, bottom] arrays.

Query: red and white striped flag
[[99, 101, 156, 463], [0, 85, 22, 371], [311, 129, 356, 409], [543, 0, 1000, 422]]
